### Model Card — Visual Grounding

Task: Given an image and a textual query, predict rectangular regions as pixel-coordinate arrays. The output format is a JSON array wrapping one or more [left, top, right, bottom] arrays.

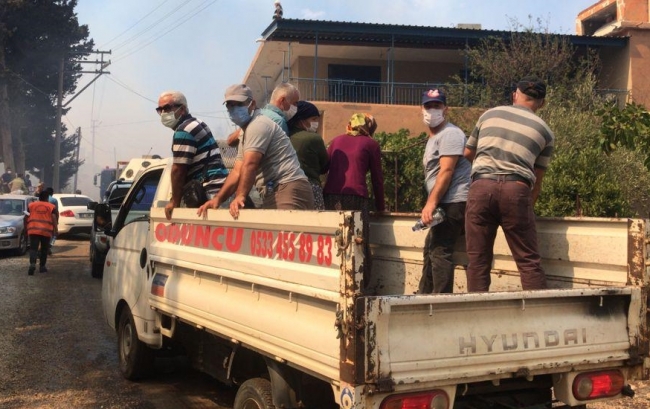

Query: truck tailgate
[[362, 287, 642, 388]]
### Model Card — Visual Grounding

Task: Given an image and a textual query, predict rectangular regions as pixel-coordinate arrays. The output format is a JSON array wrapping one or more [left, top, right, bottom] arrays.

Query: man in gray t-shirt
[[198, 84, 314, 219], [419, 89, 471, 294]]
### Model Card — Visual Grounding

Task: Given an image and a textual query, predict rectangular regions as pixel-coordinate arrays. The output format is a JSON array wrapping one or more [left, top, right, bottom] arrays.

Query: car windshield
[[59, 197, 91, 207], [0, 199, 25, 215]]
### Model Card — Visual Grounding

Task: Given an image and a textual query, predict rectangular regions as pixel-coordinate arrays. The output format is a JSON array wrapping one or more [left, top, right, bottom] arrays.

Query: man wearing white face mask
[[198, 84, 314, 219], [287, 101, 329, 210], [157, 90, 229, 220], [419, 89, 471, 294]]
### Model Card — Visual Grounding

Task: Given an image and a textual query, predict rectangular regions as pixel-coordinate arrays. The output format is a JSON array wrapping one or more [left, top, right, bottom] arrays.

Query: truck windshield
[[120, 171, 161, 227]]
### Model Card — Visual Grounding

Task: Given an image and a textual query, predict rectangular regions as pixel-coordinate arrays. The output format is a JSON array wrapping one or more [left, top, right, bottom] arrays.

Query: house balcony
[[288, 77, 628, 107]]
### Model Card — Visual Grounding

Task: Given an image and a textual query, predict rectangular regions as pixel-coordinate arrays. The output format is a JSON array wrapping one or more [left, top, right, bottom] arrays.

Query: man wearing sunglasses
[[157, 90, 229, 220], [198, 84, 314, 219]]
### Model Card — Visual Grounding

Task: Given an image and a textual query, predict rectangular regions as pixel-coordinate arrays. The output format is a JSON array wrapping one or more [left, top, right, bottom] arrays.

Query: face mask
[[423, 108, 444, 128], [284, 104, 297, 120], [160, 106, 181, 129], [307, 121, 319, 133], [229, 103, 252, 127]]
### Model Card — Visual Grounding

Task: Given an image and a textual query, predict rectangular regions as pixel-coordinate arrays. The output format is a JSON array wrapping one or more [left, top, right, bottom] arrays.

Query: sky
[[64, 0, 598, 200]]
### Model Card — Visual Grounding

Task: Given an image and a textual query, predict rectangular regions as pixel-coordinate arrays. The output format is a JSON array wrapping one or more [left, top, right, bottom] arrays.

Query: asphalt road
[[0, 236, 235, 409]]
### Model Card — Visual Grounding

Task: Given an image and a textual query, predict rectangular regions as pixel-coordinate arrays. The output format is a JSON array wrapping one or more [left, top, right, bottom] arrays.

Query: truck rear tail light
[[572, 370, 624, 400], [60, 210, 75, 217], [380, 391, 449, 409]]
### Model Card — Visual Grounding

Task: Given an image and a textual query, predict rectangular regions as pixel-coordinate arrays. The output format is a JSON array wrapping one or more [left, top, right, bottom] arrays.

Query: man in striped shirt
[[157, 90, 229, 220], [463, 76, 554, 292]]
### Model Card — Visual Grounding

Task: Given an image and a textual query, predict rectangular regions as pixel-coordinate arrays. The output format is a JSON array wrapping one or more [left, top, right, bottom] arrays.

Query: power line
[[111, 0, 197, 52], [105, 75, 157, 103], [114, 0, 220, 63], [99, 0, 172, 49], [0, 64, 52, 98]]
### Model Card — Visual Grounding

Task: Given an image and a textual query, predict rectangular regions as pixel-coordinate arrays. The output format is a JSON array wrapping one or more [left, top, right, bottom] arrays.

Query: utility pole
[[52, 50, 110, 192], [72, 127, 81, 193], [91, 119, 101, 179], [53, 58, 64, 192]]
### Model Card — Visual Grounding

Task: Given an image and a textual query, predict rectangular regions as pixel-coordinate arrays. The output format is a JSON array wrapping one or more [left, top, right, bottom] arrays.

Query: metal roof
[[261, 18, 628, 49]]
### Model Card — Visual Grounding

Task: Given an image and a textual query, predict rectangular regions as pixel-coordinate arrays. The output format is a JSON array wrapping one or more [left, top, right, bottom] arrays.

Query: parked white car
[[52, 194, 94, 236]]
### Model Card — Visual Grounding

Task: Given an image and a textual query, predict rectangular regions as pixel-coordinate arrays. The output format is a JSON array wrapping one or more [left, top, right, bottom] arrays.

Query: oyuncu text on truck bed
[[98, 158, 648, 409]]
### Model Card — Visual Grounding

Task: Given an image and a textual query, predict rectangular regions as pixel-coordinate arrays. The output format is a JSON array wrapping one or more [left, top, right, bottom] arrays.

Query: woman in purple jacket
[[323, 113, 385, 291], [323, 113, 385, 212]]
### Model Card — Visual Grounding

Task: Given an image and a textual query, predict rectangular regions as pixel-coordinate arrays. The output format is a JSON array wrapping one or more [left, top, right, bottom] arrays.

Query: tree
[[374, 129, 427, 212], [0, 0, 93, 188]]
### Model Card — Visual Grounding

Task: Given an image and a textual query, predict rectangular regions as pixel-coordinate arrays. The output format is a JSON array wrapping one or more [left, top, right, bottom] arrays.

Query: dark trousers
[[29, 235, 51, 267], [420, 201, 466, 294], [465, 179, 547, 292]]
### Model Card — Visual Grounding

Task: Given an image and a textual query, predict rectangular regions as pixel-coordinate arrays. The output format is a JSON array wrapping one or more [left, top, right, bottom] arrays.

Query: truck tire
[[90, 253, 104, 279], [234, 378, 275, 409], [118, 307, 154, 380]]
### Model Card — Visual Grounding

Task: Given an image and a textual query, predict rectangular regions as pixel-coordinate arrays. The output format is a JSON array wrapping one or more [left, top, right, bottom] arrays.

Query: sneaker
[[39, 266, 48, 273], [28, 265, 35, 275]]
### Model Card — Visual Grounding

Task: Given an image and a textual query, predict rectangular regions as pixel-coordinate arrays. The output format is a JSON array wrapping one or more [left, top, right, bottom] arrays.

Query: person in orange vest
[[25, 190, 58, 275]]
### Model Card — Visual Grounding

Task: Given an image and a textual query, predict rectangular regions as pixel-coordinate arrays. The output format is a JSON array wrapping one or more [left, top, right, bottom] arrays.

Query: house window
[[328, 64, 381, 103]]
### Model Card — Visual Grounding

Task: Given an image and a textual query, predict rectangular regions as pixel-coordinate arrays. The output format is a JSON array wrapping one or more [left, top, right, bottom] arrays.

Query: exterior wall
[[295, 56, 462, 84], [577, 0, 649, 107], [392, 60, 461, 84], [626, 28, 650, 105], [316, 102, 426, 144], [598, 44, 630, 96], [621, 0, 649, 21], [313, 101, 480, 144]]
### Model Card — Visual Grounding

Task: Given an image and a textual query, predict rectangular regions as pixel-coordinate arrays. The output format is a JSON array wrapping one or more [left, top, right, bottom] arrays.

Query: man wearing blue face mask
[[226, 82, 300, 147], [418, 89, 471, 294], [197, 84, 314, 219], [157, 90, 229, 220]]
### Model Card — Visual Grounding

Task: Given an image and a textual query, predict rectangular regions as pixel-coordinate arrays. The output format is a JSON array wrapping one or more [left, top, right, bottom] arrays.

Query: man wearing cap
[[156, 90, 229, 220], [226, 82, 300, 147], [463, 76, 554, 292], [198, 84, 314, 219], [419, 89, 471, 294]]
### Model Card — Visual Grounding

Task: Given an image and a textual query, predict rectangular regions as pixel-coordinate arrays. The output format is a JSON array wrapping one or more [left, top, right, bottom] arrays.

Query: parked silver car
[[0, 194, 37, 255]]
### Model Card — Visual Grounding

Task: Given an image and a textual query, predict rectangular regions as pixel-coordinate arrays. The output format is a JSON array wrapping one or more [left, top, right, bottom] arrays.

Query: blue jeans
[[420, 201, 466, 294], [465, 178, 546, 291]]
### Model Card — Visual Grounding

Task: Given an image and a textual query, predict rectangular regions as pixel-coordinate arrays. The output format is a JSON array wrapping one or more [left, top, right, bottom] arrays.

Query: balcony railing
[[289, 77, 629, 107], [291, 77, 453, 106]]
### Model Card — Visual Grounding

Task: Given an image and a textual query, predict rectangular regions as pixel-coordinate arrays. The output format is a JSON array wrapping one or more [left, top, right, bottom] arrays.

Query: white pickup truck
[[100, 158, 648, 409]]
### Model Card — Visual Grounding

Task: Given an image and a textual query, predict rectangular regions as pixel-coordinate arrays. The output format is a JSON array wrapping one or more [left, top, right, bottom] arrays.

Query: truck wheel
[[90, 254, 104, 278], [234, 378, 275, 409], [118, 308, 154, 380]]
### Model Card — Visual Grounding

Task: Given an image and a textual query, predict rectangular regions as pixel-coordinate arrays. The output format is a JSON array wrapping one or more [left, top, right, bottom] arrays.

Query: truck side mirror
[[94, 203, 112, 231]]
